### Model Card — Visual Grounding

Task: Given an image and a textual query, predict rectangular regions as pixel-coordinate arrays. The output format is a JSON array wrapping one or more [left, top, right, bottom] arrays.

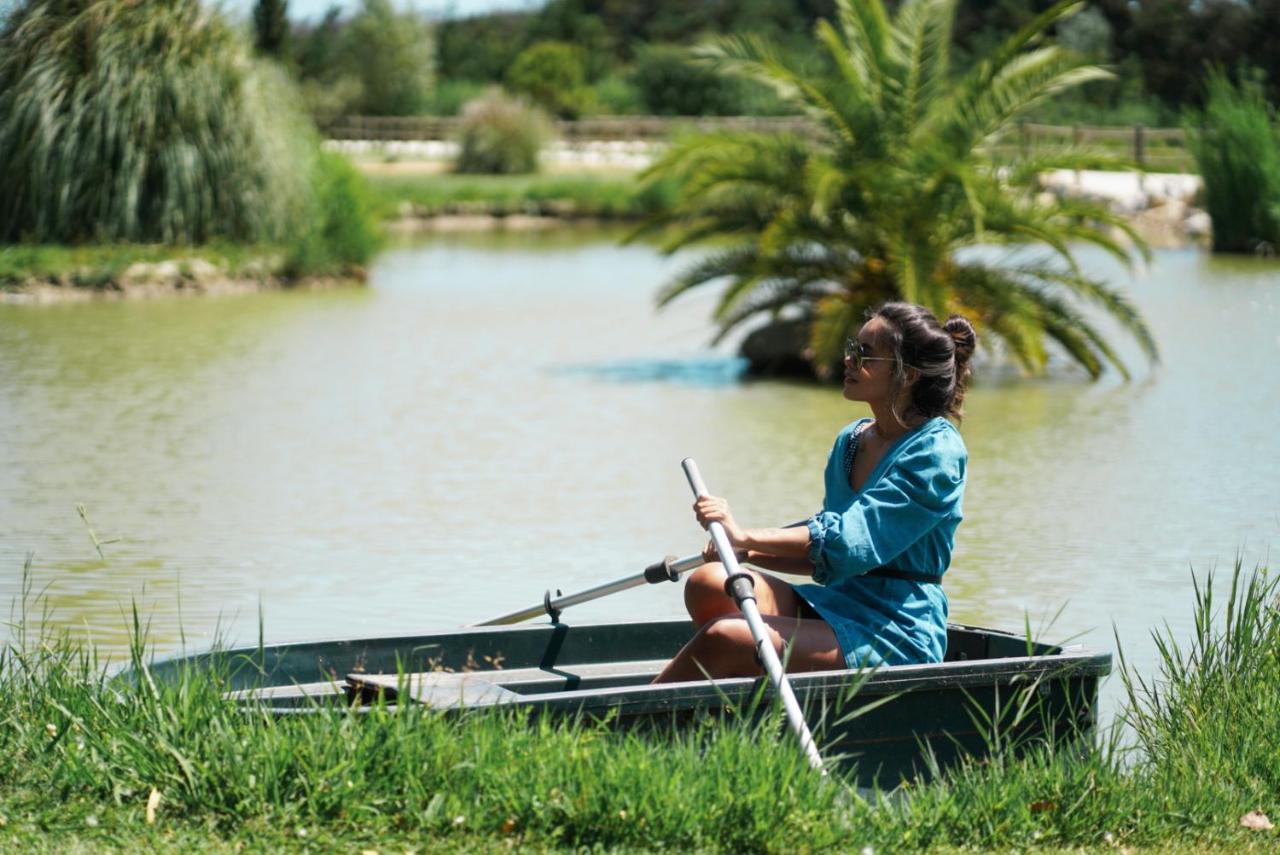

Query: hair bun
[[944, 315, 977, 370]]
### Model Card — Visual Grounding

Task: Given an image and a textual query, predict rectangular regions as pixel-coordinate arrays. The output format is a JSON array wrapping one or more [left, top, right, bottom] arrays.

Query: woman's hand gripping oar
[[682, 458, 825, 774]]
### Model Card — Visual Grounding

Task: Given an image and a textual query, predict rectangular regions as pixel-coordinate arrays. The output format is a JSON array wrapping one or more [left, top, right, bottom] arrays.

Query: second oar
[[471, 552, 706, 627]]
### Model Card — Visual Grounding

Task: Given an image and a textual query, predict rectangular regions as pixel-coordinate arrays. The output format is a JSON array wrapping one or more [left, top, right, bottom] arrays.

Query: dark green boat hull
[[142, 619, 1110, 788]]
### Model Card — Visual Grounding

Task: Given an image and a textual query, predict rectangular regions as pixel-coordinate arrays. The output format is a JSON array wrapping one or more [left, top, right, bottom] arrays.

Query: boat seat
[[346, 658, 671, 706], [224, 680, 347, 705]]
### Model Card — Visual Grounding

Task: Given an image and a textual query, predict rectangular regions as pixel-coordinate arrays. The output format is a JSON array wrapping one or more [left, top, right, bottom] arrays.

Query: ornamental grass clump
[[1186, 72, 1280, 255], [0, 0, 312, 245], [454, 89, 552, 175]]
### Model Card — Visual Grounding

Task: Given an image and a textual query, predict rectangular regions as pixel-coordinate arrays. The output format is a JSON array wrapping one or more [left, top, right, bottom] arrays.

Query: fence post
[[1134, 124, 1145, 170]]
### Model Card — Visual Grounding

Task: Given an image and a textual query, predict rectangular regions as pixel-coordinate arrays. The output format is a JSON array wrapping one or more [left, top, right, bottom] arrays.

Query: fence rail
[[324, 116, 1192, 170]]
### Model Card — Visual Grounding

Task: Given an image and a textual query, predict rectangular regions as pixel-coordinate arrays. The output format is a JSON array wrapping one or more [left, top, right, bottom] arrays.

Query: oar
[[471, 552, 707, 627], [682, 458, 825, 773]]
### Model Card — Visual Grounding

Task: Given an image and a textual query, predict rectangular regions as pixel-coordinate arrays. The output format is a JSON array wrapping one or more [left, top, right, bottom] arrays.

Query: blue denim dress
[[794, 416, 966, 668]]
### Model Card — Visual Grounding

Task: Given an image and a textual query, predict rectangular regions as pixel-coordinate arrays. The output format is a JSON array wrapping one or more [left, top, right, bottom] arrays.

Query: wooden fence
[[324, 115, 1192, 170]]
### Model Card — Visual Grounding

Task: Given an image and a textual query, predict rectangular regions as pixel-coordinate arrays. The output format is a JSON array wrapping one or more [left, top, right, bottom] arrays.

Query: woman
[[653, 303, 977, 683]]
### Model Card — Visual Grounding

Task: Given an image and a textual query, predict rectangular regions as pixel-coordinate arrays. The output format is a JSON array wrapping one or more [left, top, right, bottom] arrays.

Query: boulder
[[739, 318, 832, 381]]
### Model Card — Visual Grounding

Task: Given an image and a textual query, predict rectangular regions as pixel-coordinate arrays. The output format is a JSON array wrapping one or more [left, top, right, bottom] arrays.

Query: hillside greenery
[[285, 0, 1280, 121]]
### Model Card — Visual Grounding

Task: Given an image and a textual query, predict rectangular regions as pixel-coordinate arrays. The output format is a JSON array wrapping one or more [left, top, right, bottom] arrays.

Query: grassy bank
[[366, 171, 677, 222], [1, 562, 1277, 852]]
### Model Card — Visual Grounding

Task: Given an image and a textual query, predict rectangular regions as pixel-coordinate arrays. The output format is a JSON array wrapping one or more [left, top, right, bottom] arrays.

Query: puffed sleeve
[[806, 426, 966, 585]]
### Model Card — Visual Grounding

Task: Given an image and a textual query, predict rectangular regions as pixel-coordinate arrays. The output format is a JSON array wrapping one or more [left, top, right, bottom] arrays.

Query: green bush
[[285, 151, 381, 277], [504, 41, 590, 119], [1186, 72, 1280, 254], [454, 90, 552, 175], [630, 43, 749, 116], [0, 0, 312, 244], [590, 73, 644, 115], [422, 79, 489, 117]]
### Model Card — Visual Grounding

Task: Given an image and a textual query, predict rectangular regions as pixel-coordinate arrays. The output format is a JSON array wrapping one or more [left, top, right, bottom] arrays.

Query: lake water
[[2, 229, 1278, 717]]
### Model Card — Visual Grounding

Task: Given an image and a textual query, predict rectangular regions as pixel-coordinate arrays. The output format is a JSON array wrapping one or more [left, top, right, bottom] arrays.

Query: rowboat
[[143, 617, 1111, 788]]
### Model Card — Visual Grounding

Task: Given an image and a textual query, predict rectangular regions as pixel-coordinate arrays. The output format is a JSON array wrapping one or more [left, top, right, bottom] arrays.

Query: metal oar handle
[[681, 459, 758, 604], [680, 458, 825, 773]]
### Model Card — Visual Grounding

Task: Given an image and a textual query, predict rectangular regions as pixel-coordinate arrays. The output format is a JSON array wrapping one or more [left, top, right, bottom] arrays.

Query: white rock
[[1184, 210, 1212, 238]]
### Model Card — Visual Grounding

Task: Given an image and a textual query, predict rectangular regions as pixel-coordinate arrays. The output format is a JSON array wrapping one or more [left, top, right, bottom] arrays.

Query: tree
[[254, 0, 289, 59], [342, 0, 434, 116], [637, 0, 1157, 380], [504, 41, 588, 119]]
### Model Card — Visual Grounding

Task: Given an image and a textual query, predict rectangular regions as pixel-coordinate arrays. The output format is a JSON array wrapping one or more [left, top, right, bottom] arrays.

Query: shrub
[[504, 41, 590, 119], [630, 43, 749, 116], [0, 0, 312, 244], [422, 80, 489, 117], [454, 90, 552, 175], [1186, 72, 1280, 254], [590, 74, 644, 115], [285, 151, 381, 277]]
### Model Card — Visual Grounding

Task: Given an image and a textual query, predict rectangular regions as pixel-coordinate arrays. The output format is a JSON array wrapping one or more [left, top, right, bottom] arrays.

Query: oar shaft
[[682, 458, 824, 773], [472, 553, 705, 627]]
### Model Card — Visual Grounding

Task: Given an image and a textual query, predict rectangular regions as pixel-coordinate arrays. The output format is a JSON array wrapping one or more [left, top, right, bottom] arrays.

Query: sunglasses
[[844, 337, 898, 371]]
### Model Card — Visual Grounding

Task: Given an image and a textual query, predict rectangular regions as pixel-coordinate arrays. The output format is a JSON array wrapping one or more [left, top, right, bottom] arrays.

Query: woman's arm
[[694, 496, 812, 559], [742, 550, 814, 577]]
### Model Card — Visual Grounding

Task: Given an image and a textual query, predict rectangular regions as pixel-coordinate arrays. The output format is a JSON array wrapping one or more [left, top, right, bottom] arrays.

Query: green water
[[2, 231, 1278, 705]]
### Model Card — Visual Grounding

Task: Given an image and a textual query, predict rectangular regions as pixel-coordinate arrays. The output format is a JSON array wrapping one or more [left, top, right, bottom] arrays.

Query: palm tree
[[636, 0, 1157, 379]]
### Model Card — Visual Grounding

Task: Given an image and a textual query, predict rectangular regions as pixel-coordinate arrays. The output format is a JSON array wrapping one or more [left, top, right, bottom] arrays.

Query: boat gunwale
[[139, 616, 1079, 678]]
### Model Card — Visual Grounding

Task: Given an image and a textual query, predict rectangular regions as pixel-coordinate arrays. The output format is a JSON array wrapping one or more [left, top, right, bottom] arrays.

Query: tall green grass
[[2, 558, 1277, 851], [1186, 73, 1280, 254], [368, 172, 678, 221], [0, 0, 378, 280], [284, 151, 380, 277], [0, 0, 312, 245]]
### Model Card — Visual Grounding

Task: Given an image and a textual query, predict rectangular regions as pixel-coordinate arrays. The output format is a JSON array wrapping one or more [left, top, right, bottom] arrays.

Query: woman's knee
[[684, 562, 736, 625], [691, 616, 761, 675]]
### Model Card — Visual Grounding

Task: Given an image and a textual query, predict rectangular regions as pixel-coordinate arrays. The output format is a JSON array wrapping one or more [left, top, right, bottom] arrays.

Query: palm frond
[[954, 0, 1086, 99], [696, 35, 858, 146], [835, 0, 893, 109], [656, 244, 761, 308], [947, 48, 1113, 156], [712, 279, 845, 345], [1021, 265, 1159, 365], [890, 0, 955, 135]]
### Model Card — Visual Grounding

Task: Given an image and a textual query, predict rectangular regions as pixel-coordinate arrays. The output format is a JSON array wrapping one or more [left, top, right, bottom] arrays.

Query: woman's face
[[842, 316, 898, 405]]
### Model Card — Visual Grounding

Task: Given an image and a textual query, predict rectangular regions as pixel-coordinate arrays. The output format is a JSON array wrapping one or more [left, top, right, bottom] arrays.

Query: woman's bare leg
[[653, 614, 841, 683], [683, 561, 808, 627]]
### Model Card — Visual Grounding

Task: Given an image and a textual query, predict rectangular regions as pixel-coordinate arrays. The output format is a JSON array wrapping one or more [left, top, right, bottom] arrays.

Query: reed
[[2, 559, 1277, 851], [0, 0, 312, 245], [1186, 73, 1280, 254]]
